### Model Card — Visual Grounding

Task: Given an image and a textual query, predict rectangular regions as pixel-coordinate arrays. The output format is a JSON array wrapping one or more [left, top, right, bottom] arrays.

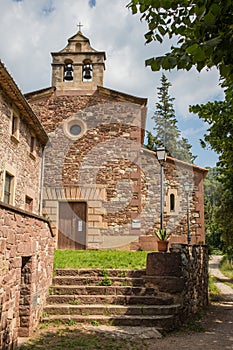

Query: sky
[[0, 0, 224, 168]]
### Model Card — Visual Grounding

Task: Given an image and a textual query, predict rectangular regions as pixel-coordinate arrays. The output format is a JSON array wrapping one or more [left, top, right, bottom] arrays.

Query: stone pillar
[[144, 243, 209, 325]]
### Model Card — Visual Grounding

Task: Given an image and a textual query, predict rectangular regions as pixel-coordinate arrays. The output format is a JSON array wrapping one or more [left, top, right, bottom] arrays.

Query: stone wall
[[0, 202, 54, 349], [145, 244, 209, 324], [140, 149, 207, 247], [0, 87, 43, 212]]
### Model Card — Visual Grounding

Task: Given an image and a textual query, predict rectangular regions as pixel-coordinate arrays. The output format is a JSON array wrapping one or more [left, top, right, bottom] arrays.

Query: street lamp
[[156, 147, 167, 230], [184, 182, 191, 245]]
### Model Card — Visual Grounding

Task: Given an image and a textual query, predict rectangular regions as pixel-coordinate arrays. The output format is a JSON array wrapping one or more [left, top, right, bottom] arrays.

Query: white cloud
[[0, 0, 222, 167]]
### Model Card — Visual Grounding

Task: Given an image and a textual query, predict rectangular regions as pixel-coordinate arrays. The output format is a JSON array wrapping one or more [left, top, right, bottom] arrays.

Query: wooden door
[[58, 202, 87, 250]]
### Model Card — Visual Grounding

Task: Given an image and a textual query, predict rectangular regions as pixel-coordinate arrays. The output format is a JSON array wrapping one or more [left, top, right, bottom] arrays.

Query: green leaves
[[127, 0, 233, 84]]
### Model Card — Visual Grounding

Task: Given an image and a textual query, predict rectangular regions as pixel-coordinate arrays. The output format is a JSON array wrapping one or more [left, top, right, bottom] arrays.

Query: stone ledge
[[0, 201, 54, 236]]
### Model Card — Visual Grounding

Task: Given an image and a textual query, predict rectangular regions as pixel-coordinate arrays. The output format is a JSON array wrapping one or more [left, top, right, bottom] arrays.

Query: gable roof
[[141, 147, 208, 176], [25, 85, 147, 106], [51, 30, 106, 60], [0, 60, 48, 145]]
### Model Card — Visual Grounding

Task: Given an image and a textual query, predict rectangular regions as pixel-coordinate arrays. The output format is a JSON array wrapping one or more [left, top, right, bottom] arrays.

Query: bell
[[64, 70, 73, 81], [83, 65, 92, 80], [64, 64, 73, 81]]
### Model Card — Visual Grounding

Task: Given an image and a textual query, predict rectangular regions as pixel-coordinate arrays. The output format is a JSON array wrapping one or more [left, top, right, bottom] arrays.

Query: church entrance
[[58, 201, 87, 250]]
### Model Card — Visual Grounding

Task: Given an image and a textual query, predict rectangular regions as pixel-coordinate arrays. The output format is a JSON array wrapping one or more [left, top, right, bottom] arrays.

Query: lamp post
[[184, 182, 191, 245], [156, 147, 167, 230]]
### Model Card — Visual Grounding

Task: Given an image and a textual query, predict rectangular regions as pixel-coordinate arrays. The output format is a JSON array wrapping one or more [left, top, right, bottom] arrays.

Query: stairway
[[42, 268, 180, 332]]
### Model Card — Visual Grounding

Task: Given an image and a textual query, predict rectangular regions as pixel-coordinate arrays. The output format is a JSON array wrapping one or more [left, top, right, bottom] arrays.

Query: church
[[25, 29, 207, 250], [0, 28, 208, 349]]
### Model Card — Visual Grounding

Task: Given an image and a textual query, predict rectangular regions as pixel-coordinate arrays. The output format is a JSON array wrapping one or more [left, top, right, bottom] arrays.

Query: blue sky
[[0, 0, 224, 168]]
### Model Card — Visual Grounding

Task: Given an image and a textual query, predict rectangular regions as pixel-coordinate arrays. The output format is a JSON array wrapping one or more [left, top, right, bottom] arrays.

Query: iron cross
[[77, 22, 83, 32]]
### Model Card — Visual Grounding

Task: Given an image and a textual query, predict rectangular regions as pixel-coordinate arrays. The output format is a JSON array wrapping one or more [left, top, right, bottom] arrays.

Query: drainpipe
[[39, 146, 45, 216]]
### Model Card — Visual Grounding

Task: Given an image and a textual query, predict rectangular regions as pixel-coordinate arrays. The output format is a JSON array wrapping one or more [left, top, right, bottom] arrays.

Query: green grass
[[53, 250, 148, 270], [209, 275, 221, 302], [219, 257, 233, 279]]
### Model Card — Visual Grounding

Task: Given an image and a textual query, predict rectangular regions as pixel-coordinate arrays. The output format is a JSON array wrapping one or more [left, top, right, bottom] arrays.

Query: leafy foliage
[[127, 0, 233, 83], [204, 167, 223, 251], [191, 89, 233, 254], [146, 74, 196, 162], [155, 228, 168, 241]]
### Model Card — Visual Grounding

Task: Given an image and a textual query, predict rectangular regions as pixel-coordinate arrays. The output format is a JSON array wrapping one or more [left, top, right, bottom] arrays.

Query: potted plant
[[155, 229, 169, 252]]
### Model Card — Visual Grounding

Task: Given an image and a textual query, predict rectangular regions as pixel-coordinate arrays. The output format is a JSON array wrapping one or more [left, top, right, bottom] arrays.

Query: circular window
[[63, 117, 87, 140], [70, 124, 82, 136]]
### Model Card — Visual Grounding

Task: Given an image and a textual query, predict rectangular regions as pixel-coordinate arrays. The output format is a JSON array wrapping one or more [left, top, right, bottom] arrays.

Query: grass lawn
[[208, 275, 221, 301], [219, 256, 233, 279], [53, 250, 148, 270]]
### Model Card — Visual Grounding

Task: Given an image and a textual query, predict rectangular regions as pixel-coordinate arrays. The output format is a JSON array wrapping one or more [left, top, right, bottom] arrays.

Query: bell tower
[[51, 29, 106, 92]]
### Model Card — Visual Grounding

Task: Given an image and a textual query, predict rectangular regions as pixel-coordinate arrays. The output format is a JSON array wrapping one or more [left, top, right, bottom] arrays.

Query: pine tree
[[147, 74, 196, 163], [145, 131, 156, 151]]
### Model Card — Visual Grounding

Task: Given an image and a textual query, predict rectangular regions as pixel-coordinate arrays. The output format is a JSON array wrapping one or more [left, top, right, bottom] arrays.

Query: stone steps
[[53, 276, 144, 286], [42, 268, 180, 331], [55, 268, 145, 278], [44, 303, 180, 316], [42, 314, 174, 328], [51, 285, 157, 296], [47, 294, 174, 305]]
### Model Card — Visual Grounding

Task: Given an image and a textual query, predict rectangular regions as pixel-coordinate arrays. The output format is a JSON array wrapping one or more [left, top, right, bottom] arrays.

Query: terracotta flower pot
[[157, 240, 169, 252]]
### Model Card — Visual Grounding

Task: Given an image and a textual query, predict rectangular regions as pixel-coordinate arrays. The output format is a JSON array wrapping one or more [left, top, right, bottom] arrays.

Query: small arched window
[[82, 60, 93, 82], [64, 60, 74, 82], [170, 194, 175, 212]]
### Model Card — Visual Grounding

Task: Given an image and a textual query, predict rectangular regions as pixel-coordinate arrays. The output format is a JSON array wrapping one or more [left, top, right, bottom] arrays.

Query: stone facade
[[139, 149, 207, 249], [0, 203, 54, 348], [26, 86, 147, 250], [0, 61, 54, 349], [0, 60, 48, 214], [25, 30, 207, 250], [145, 244, 209, 324]]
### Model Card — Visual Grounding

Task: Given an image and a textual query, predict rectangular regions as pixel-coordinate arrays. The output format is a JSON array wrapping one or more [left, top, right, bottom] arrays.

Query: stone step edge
[[53, 276, 144, 281], [47, 294, 171, 299], [46, 294, 174, 305], [55, 268, 146, 276], [42, 314, 174, 321], [51, 285, 154, 290], [44, 303, 180, 309]]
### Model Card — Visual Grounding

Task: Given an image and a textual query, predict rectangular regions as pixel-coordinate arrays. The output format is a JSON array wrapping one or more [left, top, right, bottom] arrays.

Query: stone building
[[25, 30, 207, 250], [0, 60, 54, 348]]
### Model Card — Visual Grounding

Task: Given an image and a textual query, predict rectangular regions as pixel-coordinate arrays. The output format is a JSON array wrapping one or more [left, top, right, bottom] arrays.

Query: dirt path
[[18, 256, 233, 349], [209, 255, 233, 302]]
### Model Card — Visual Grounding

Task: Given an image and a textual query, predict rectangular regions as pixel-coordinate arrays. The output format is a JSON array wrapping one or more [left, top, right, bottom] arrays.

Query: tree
[[127, 0, 233, 85], [145, 131, 156, 151], [204, 167, 223, 251], [190, 89, 233, 251], [146, 74, 196, 163]]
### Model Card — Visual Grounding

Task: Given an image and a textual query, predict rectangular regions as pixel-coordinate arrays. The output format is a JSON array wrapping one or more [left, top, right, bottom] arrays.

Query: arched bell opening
[[63, 60, 74, 82], [82, 60, 93, 82]]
